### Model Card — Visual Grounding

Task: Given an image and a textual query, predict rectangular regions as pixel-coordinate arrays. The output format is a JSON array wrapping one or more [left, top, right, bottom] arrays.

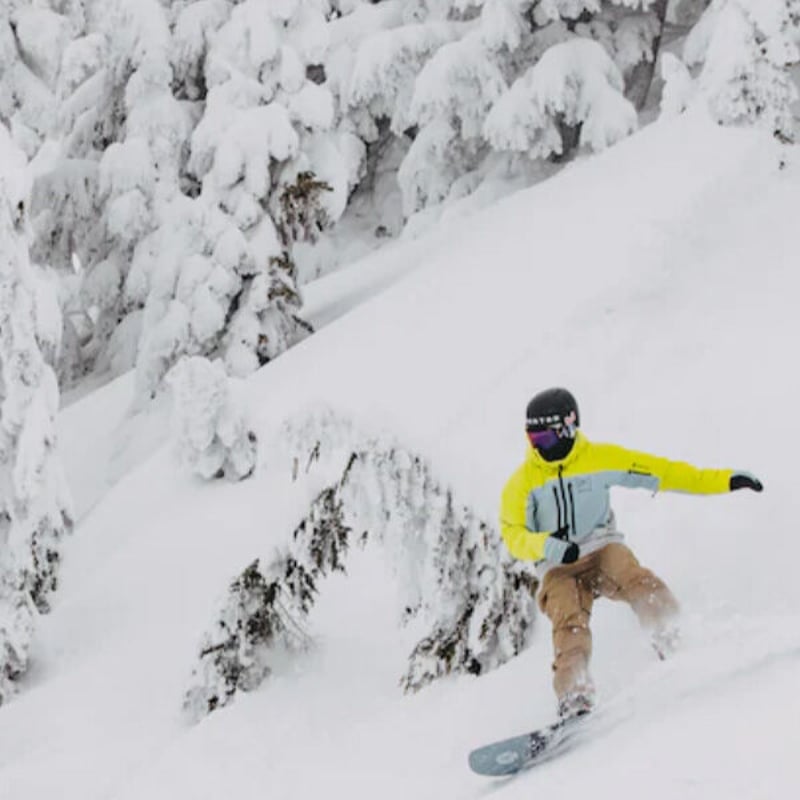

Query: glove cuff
[[544, 535, 577, 564]]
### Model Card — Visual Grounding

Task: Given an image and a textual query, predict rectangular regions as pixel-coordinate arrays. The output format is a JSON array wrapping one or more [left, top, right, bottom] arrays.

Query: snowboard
[[468, 713, 589, 777]]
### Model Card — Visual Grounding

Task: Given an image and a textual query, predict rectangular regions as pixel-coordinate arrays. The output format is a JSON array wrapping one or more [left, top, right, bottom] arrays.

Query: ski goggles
[[526, 421, 576, 450], [526, 428, 561, 450]]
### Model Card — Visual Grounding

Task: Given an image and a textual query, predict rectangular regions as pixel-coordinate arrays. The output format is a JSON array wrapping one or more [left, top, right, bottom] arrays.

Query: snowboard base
[[468, 713, 588, 776]]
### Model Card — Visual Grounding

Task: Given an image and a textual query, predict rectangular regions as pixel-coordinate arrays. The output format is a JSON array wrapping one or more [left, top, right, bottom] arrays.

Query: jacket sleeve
[[602, 444, 733, 495], [499, 468, 549, 561]]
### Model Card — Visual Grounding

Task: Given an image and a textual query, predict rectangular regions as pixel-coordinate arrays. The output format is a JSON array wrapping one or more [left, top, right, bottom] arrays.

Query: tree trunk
[[626, 0, 670, 111], [551, 117, 583, 163]]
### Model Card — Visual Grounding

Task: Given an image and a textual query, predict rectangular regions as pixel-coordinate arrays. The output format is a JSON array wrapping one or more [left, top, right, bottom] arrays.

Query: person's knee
[[600, 542, 641, 577], [540, 577, 591, 621], [622, 573, 680, 628], [547, 597, 591, 632]]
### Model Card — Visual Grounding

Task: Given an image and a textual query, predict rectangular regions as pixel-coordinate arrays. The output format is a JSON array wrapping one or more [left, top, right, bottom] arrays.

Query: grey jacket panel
[[525, 469, 658, 544], [610, 470, 660, 492]]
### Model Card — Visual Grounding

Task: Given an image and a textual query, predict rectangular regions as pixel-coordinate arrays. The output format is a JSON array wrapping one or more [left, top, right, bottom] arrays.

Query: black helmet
[[525, 388, 580, 432]]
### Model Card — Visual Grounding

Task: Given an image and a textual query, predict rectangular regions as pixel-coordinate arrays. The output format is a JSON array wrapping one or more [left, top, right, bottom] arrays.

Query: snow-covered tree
[[345, 2, 482, 218], [126, 0, 371, 398], [3, 2, 86, 382], [568, 0, 671, 110], [345, 0, 672, 222], [347, 11, 462, 138], [0, 123, 72, 704], [184, 414, 538, 720], [184, 505, 345, 720], [30, 0, 191, 387], [0, 0, 70, 157], [32, 0, 366, 400], [167, 355, 257, 481], [686, 0, 800, 140], [659, 50, 696, 117], [484, 38, 638, 161]]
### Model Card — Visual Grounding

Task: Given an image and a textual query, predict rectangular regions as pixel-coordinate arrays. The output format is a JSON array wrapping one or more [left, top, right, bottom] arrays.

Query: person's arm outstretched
[[600, 443, 763, 494]]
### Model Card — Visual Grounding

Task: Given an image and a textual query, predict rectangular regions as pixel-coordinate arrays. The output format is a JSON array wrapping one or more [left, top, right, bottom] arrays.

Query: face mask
[[526, 425, 576, 462]]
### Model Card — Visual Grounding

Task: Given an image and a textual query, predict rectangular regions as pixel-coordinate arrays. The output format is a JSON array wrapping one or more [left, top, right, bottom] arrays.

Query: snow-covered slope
[[2, 110, 799, 800]]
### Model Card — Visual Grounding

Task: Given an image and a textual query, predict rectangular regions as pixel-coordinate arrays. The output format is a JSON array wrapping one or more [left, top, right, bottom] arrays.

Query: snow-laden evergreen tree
[[314, 0, 412, 247], [184, 413, 537, 720], [0, 0, 70, 158], [659, 50, 696, 117], [2, 1, 87, 384], [126, 0, 372, 397], [184, 509, 344, 719], [568, 0, 671, 110], [346, 0, 485, 218], [31, 0, 367, 401], [167, 356, 257, 481], [0, 123, 72, 704], [484, 37, 638, 161], [685, 0, 800, 140], [30, 0, 192, 387], [346, 0, 672, 221]]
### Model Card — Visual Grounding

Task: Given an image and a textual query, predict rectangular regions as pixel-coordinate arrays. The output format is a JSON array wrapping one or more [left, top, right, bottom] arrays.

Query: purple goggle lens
[[527, 428, 560, 450]]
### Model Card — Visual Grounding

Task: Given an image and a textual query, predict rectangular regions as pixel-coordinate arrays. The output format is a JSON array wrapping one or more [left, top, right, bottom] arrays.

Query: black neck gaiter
[[537, 436, 576, 462]]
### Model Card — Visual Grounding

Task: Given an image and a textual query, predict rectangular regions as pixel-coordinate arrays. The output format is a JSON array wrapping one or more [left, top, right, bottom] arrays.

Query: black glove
[[544, 528, 580, 564], [729, 472, 763, 492], [560, 542, 580, 564]]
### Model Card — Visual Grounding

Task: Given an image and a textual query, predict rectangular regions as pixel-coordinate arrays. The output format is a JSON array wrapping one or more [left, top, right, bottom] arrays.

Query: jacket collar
[[526, 430, 588, 472]]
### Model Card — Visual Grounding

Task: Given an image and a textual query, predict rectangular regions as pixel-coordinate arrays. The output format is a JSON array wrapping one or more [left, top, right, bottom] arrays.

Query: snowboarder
[[500, 387, 763, 720]]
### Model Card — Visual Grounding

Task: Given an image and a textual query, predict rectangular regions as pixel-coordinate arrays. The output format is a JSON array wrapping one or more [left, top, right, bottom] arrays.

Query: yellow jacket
[[500, 432, 733, 563]]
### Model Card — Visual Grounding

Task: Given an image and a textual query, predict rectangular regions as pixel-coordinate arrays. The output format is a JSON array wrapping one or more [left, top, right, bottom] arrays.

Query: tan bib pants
[[537, 542, 679, 701]]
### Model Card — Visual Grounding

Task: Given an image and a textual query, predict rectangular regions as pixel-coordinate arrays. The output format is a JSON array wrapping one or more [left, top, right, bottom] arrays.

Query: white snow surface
[[3, 110, 800, 799]]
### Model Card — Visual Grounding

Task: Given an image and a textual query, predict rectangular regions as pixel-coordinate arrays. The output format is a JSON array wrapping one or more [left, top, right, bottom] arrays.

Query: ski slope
[[2, 109, 799, 800]]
